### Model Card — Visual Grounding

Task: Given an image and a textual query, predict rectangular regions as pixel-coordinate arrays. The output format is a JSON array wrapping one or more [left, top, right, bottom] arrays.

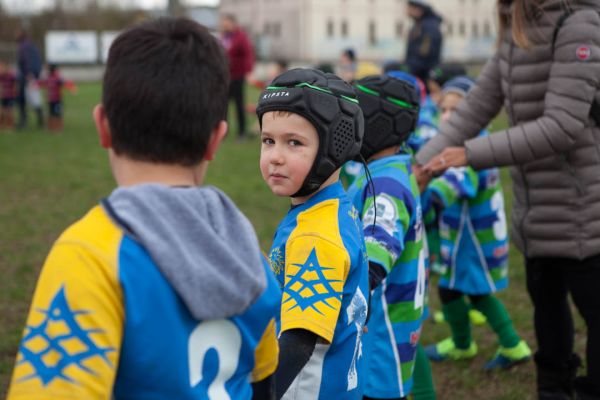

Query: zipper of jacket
[[506, 39, 530, 256]]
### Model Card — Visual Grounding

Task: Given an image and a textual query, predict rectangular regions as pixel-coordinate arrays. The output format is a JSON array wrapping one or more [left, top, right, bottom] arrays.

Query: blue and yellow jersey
[[424, 133, 509, 295], [8, 205, 280, 400], [268, 181, 369, 400], [347, 153, 427, 399]]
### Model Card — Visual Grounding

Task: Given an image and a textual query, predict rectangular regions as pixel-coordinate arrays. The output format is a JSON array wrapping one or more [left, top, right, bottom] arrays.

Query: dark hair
[[429, 63, 467, 86], [275, 59, 289, 70], [49, 64, 58, 73], [383, 61, 409, 74], [343, 48, 356, 62], [315, 63, 334, 74], [103, 17, 229, 166]]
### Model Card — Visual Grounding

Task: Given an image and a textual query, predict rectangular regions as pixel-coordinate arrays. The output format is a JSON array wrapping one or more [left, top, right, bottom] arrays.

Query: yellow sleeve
[[251, 318, 278, 382], [7, 241, 124, 400], [281, 235, 349, 343]]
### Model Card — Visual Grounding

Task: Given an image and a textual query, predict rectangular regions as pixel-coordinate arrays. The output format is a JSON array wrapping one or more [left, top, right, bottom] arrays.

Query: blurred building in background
[[220, 0, 497, 63]]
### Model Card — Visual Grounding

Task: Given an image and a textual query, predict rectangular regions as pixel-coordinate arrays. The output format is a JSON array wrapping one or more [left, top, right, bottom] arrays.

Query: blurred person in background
[[0, 60, 17, 130], [405, 0, 443, 86], [38, 64, 77, 132], [427, 63, 467, 105], [339, 48, 358, 83], [220, 14, 255, 140], [15, 29, 43, 130]]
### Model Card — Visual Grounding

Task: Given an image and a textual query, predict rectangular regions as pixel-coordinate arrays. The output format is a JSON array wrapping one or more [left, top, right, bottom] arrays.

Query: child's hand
[[413, 164, 432, 193], [423, 147, 468, 176]]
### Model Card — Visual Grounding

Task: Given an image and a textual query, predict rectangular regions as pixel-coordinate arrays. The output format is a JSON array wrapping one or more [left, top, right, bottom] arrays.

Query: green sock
[[471, 294, 520, 348], [412, 343, 436, 400], [442, 297, 471, 349]]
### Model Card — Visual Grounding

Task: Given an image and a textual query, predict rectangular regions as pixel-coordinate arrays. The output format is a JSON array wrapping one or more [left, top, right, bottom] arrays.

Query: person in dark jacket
[[15, 29, 43, 130], [220, 14, 255, 140], [405, 0, 443, 86], [415, 1, 600, 398]]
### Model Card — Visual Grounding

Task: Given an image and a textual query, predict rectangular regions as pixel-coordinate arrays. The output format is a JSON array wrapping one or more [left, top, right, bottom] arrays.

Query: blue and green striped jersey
[[347, 153, 427, 399], [423, 131, 509, 295]]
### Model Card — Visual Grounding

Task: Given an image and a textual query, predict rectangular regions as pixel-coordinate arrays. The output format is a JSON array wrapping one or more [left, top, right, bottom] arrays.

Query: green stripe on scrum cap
[[386, 96, 415, 109], [357, 84, 415, 109], [356, 84, 379, 97]]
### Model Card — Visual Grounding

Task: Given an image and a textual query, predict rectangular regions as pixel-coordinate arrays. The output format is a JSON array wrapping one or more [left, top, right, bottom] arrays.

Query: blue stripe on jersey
[[385, 282, 418, 303]]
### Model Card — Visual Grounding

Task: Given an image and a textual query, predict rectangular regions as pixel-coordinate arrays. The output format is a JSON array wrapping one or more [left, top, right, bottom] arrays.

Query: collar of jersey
[[367, 153, 412, 170], [289, 181, 345, 214]]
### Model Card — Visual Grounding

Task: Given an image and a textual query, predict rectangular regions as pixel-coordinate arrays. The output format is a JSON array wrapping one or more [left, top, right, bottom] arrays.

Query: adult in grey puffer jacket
[[415, 0, 600, 399]]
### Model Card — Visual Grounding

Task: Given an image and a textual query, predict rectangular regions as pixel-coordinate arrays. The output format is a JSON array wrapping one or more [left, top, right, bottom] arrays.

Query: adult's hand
[[412, 164, 432, 193], [423, 147, 468, 175]]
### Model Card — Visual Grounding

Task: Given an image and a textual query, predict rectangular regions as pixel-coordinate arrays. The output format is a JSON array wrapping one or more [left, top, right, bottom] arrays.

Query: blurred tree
[[0, 1, 150, 62]]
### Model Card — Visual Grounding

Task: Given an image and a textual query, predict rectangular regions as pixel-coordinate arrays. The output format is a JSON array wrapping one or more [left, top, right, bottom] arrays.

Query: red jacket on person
[[222, 28, 254, 80]]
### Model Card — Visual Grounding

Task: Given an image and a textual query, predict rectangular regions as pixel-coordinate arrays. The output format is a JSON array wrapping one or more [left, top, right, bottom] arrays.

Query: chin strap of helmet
[[357, 154, 377, 235]]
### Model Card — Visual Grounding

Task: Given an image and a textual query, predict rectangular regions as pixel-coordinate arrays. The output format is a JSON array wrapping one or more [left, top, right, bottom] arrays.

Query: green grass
[[0, 83, 586, 398]]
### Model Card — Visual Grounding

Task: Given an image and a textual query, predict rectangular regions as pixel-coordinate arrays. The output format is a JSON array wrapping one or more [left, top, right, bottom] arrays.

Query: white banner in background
[[45, 31, 98, 64], [101, 31, 120, 64]]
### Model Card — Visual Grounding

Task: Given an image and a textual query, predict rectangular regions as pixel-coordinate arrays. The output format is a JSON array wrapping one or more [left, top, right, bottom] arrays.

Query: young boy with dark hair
[[347, 75, 432, 400], [8, 17, 280, 400], [257, 68, 369, 399], [38, 64, 76, 132], [0, 60, 17, 129]]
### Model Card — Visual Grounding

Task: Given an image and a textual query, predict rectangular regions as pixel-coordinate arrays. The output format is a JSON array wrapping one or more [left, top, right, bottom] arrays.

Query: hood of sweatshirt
[[103, 184, 267, 321]]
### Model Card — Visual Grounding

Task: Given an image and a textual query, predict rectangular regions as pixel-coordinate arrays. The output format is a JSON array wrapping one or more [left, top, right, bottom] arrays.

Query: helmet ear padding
[[256, 68, 364, 197], [355, 75, 420, 160]]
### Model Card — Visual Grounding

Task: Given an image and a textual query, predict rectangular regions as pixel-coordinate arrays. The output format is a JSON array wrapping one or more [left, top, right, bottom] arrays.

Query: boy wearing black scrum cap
[[257, 68, 369, 400], [347, 75, 430, 400]]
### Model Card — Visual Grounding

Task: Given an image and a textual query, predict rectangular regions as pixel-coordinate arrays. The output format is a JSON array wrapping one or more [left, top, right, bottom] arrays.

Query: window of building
[[341, 20, 348, 38], [369, 20, 376, 45], [472, 21, 479, 38], [483, 20, 492, 37], [396, 21, 404, 38], [273, 22, 281, 38], [459, 20, 466, 37], [327, 19, 334, 37], [445, 22, 453, 37], [264, 23, 270, 35]]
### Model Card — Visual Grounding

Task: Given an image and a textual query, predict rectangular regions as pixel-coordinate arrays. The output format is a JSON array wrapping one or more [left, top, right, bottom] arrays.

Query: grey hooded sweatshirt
[[104, 184, 266, 320], [416, 0, 600, 260]]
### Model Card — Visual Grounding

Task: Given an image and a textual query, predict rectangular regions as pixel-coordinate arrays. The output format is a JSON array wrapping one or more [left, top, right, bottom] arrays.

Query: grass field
[[0, 82, 587, 398]]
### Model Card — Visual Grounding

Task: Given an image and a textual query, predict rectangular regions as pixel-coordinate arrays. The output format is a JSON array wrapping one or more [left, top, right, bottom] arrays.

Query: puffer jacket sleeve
[[415, 54, 505, 165], [466, 10, 600, 170]]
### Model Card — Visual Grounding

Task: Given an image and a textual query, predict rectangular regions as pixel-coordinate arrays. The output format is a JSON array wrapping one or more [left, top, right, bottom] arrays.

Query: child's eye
[[289, 139, 303, 147], [262, 137, 274, 145]]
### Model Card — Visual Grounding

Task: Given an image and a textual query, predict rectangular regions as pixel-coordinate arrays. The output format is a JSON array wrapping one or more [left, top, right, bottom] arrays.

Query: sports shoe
[[424, 337, 478, 362], [433, 310, 445, 324], [469, 309, 487, 325], [483, 340, 532, 370], [431, 309, 486, 325]]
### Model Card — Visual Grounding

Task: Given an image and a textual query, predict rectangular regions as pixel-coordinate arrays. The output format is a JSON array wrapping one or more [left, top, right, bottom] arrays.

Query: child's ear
[[93, 104, 112, 149], [204, 120, 228, 161]]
